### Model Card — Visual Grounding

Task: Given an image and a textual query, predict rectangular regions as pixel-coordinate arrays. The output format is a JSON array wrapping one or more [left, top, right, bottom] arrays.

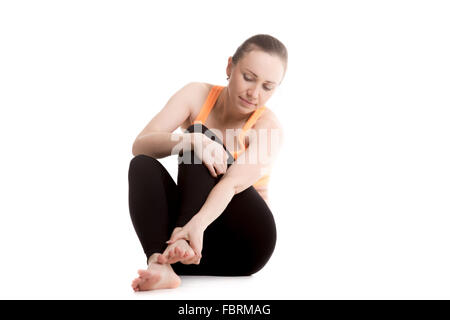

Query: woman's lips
[[239, 96, 255, 106]]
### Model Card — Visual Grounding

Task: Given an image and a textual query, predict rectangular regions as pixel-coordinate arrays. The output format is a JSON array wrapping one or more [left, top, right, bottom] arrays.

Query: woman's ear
[[226, 56, 233, 78]]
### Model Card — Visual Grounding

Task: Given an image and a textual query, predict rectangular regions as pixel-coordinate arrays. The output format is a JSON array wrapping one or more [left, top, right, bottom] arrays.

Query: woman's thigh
[[212, 186, 277, 270]]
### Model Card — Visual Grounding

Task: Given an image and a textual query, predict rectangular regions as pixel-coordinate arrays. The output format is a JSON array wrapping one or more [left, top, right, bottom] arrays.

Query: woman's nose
[[247, 87, 259, 100]]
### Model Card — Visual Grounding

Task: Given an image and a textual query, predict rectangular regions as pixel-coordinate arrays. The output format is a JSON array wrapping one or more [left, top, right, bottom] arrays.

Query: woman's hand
[[159, 227, 199, 265], [191, 132, 230, 178], [166, 218, 206, 264]]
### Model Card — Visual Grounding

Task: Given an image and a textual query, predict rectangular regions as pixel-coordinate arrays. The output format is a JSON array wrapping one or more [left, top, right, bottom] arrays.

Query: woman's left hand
[[166, 217, 206, 263]]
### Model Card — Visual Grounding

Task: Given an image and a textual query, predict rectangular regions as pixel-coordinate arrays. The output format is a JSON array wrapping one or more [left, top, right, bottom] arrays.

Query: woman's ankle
[[147, 253, 161, 265]]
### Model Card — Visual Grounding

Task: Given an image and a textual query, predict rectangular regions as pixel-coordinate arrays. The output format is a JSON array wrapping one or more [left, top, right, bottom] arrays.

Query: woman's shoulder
[[183, 81, 211, 102], [185, 82, 217, 107], [244, 106, 283, 151], [180, 82, 215, 130], [255, 106, 282, 131]]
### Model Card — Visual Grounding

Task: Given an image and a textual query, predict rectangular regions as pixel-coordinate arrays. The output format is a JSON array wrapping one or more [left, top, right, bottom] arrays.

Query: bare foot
[[157, 239, 200, 265], [131, 253, 181, 292]]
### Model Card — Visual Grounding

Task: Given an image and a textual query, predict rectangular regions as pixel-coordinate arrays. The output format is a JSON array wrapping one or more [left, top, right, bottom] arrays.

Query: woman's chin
[[236, 104, 256, 114], [236, 99, 257, 111]]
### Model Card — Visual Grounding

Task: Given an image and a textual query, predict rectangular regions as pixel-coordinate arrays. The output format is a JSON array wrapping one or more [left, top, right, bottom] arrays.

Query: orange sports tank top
[[192, 85, 270, 188]]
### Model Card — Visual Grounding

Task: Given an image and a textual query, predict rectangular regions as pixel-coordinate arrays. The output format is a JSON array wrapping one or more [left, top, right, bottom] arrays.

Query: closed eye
[[243, 74, 273, 91]]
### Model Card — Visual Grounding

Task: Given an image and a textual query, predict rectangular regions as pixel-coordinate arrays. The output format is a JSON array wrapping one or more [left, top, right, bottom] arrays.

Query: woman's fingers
[[204, 163, 218, 178], [182, 253, 201, 265], [213, 164, 224, 176], [167, 229, 186, 244], [201, 143, 230, 177], [189, 239, 203, 263], [208, 147, 228, 176], [191, 252, 202, 265], [223, 150, 231, 166], [221, 150, 230, 173], [178, 238, 202, 265], [181, 248, 197, 264], [180, 246, 196, 264], [213, 156, 228, 175], [171, 227, 183, 236]]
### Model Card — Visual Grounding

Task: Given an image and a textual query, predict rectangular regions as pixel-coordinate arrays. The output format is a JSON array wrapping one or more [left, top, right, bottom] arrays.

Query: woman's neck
[[213, 86, 253, 126]]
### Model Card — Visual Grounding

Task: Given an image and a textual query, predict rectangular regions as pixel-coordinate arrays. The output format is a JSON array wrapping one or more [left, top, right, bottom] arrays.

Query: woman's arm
[[132, 82, 200, 158], [191, 178, 236, 230], [132, 132, 192, 158], [192, 117, 283, 230]]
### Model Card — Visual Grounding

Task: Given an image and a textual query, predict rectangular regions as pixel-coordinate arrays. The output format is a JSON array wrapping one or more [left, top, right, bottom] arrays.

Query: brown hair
[[231, 34, 288, 82]]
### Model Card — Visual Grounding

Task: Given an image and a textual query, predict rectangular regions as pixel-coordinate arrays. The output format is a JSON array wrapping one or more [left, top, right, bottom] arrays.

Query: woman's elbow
[[132, 141, 147, 157], [132, 142, 139, 157]]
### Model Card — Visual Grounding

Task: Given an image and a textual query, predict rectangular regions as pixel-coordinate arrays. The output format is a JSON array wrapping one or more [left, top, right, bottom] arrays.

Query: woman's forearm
[[132, 132, 192, 159], [192, 178, 236, 230]]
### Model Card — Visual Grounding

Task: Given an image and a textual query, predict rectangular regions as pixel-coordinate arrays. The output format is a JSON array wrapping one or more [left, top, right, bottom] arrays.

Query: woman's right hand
[[190, 132, 230, 178]]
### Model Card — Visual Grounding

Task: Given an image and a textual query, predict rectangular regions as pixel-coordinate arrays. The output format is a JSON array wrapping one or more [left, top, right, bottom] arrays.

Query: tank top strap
[[242, 105, 267, 133], [233, 105, 267, 160], [193, 85, 225, 125]]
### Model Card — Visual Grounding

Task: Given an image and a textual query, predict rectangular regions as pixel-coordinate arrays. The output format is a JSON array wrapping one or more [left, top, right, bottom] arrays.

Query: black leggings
[[128, 124, 277, 276]]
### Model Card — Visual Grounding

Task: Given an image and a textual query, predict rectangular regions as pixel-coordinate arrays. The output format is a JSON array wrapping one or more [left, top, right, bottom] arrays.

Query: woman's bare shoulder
[[184, 81, 211, 106], [245, 107, 283, 154], [180, 82, 215, 129], [257, 106, 283, 130], [188, 81, 211, 95]]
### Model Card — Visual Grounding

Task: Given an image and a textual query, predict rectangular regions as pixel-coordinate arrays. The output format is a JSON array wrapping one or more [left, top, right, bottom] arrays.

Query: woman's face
[[227, 49, 285, 112]]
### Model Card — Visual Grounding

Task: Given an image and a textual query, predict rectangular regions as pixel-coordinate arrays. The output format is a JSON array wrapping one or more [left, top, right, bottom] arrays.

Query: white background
[[1, 0, 449, 299]]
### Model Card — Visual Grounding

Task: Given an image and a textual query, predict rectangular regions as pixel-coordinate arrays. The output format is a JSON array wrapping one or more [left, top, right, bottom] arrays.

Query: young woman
[[129, 34, 288, 291]]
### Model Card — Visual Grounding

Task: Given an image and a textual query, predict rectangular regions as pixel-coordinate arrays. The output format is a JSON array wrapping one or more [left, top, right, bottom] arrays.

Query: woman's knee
[[209, 217, 276, 276], [228, 243, 276, 276], [236, 208, 277, 276], [129, 154, 163, 177], [243, 234, 277, 276]]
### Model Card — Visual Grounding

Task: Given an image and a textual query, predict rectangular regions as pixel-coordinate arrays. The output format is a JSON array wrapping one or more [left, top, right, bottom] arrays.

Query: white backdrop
[[1, 0, 449, 299]]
